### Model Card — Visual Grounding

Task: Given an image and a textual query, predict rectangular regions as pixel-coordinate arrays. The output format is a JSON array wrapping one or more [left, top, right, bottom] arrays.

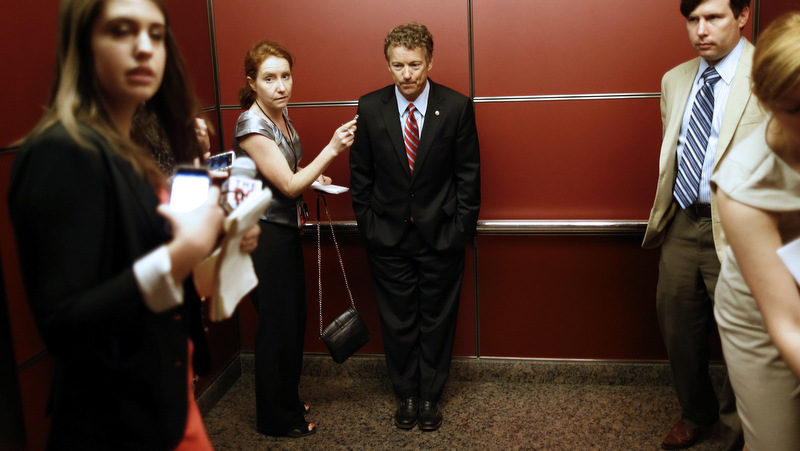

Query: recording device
[[347, 114, 359, 135], [221, 156, 263, 213], [169, 167, 210, 213], [207, 150, 235, 171]]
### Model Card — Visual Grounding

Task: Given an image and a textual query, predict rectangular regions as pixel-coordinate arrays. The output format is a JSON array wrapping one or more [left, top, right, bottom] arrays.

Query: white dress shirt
[[133, 245, 184, 313], [395, 80, 431, 139], [676, 37, 746, 205]]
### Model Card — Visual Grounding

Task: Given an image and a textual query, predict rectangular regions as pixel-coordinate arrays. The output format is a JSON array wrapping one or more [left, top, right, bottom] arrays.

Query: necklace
[[254, 99, 298, 170]]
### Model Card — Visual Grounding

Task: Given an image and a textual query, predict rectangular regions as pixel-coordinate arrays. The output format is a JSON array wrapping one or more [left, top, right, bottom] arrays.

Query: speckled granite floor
[[202, 354, 729, 450]]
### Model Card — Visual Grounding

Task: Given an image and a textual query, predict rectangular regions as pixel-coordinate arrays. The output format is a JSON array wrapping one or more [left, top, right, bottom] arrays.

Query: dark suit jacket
[[350, 81, 480, 252], [8, 124, 208, 450]]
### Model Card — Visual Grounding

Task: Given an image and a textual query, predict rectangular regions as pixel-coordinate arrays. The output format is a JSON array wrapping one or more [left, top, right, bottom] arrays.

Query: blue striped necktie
[[403, 103, 419, 174], [673, 66, 721, 209]]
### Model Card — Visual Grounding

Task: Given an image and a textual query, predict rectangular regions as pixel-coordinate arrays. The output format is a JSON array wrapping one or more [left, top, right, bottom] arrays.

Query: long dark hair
[[28, 0, 202, 187]]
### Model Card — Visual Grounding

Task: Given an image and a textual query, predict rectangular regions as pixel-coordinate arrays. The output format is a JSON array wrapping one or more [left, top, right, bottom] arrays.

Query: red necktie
[[403, 103, 419, 174]]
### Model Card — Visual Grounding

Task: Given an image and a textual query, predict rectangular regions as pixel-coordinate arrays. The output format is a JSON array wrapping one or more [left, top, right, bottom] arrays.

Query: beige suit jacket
[[642, 40, 766, 263]]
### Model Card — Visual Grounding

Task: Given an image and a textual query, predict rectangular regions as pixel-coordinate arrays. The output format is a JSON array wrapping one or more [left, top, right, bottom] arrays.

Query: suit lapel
[[380, 88, 411, 176], [414, 81, 441, 178], [665, 60, 698, 151], [714, 42, 754, 169], [660, 59, 699, 180]]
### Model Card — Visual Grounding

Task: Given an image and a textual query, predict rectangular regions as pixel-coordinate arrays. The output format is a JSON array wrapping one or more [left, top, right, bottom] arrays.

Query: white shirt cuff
[[133, 245, 184, 313]]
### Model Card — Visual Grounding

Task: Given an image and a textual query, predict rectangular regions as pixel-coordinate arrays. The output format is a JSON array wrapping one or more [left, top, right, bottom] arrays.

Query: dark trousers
[[657, 208, 739, 437], [251, 222, 306, 434], [367, 226, 464, 402]]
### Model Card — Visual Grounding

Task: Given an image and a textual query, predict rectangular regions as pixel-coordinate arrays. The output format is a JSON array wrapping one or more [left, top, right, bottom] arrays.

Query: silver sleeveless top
[[233, 109, 304, 228]]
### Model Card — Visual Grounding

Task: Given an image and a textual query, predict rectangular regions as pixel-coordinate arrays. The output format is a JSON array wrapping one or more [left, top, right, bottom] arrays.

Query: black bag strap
[[317, 192, 356, 335]]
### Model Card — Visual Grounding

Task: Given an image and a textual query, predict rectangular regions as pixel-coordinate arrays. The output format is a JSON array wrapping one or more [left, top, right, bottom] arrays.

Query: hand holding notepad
[[312, 181, 349, 194], [194, 188, 272, 321]]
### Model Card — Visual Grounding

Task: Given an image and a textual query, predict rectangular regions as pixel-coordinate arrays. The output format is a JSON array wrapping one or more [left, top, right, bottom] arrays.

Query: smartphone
[[207, 151, 235, 171], [169, 167, 210, 213]]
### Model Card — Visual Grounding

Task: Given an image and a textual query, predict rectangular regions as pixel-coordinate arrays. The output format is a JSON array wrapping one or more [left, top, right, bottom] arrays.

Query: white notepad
[[777, 238, 800, 285], [312, 181, 349, 194], [194, 188, 272, 321]]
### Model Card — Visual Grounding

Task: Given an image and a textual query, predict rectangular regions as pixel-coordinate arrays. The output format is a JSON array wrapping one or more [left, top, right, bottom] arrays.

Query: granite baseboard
[[197, 356, 241, 415], [238, 351, 726, 387]]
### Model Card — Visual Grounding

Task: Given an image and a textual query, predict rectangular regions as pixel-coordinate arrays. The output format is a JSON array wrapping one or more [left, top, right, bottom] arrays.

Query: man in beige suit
[[642, 0, 765, 449]]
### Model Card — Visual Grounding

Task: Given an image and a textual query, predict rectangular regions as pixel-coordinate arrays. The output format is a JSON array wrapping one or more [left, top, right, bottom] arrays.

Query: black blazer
[[8, 124, 208, 450], [350, 81, 480, 252]]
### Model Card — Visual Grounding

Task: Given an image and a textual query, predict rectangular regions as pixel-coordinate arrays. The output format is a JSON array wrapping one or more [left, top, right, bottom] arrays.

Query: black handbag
[[316, 193, 369, 363]]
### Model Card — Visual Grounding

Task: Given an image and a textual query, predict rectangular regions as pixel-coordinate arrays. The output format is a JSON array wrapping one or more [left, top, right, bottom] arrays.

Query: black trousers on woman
[[250, 221, 307, 435]]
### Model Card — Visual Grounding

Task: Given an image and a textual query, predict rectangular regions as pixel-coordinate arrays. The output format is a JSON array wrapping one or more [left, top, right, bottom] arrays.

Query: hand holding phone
[[330, 116, 358, 154], [158, 182, 225, 283], [169, 167, 210, 213], [347, 114, 358, 135], [207, 151, 235, 171]]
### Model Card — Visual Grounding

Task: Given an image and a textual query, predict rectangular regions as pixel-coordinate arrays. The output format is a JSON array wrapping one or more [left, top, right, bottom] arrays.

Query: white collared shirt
[[676, 37, 746, 205], [395, 81, 431, 139], [133, 245, 184, 313]]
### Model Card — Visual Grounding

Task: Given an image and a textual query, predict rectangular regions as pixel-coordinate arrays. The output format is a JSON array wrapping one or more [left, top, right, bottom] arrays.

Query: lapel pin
[[435, 110, 440, 116]]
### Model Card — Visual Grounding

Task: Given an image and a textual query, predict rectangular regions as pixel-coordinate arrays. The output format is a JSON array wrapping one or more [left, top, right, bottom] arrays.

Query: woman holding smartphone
[[8, 0, 238, 448], [233, 40, 356, 438]]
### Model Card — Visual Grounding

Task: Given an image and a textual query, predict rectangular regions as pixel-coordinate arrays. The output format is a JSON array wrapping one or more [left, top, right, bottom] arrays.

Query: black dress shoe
[[394, 397, 418, 430], [419, 400, 442, 431]]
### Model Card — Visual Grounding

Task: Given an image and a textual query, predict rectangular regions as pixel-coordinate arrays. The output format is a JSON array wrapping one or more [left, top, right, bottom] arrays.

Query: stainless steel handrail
[[306, 220, 647, 236]]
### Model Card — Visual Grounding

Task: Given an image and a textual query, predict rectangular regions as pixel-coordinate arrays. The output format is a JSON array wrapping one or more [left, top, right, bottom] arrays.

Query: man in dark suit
[[350, 23, 480, 432], [642, 0, 764, 449]]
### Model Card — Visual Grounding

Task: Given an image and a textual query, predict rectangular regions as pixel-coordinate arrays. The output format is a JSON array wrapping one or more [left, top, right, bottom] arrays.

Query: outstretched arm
[[239, 119, 356, 199]]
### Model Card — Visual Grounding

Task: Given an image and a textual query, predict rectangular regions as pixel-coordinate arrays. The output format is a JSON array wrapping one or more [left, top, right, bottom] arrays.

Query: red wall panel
[[236, 237, 387, 355], [476, 99, 662, 220], [238, 298, 257, 352], [5, 0, 748, 387], [478, 235, 664, 359], [303, 237, 386, 355], [0, 2, 57, 147], [166, 0, 217, 108], [238, 228, 478, 357], [758, 0, 798, 32], [197, 310, 239, 392], [212, 0, 470, 105], [0, 1, 217, 147], [473, 0, 754, 96], [220, 109, 240, 150], [456, 245, 477, 357]]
